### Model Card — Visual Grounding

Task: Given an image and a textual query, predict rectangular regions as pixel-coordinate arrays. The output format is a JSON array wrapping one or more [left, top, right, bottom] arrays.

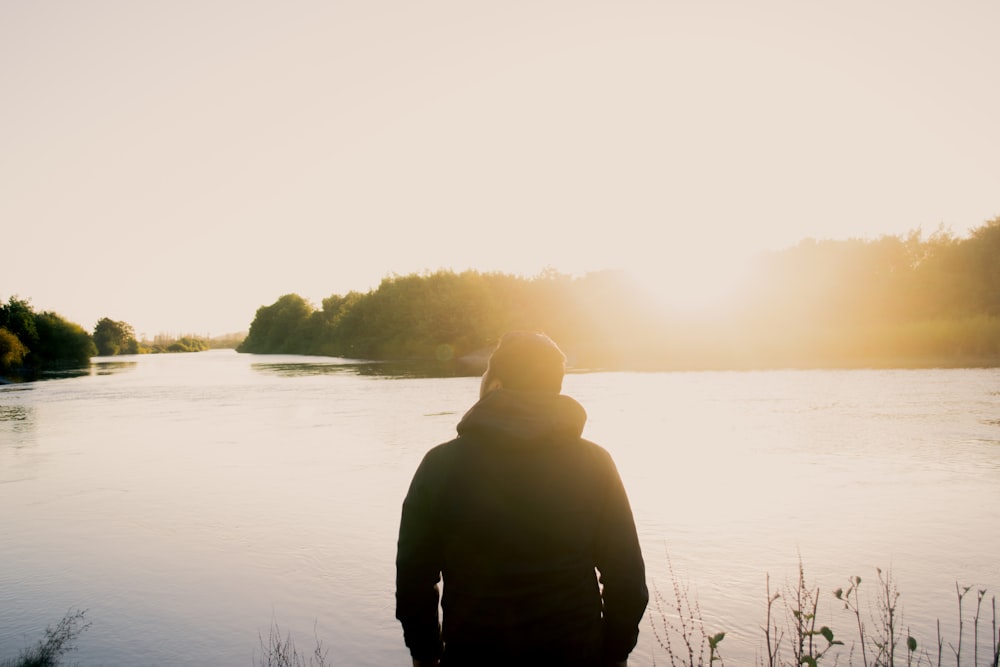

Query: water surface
[[1, 351, 997, 665]]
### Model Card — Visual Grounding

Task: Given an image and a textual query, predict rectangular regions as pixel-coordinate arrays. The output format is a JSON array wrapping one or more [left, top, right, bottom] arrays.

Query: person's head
[[479, 331, 567, 398]]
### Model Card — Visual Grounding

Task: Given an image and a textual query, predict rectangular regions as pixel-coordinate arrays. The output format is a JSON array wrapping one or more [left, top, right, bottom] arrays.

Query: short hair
[[486, 331, 566, 393]]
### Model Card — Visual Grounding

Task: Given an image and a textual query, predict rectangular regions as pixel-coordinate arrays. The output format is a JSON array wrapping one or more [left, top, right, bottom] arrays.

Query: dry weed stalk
[[649, 549, 725, 667]]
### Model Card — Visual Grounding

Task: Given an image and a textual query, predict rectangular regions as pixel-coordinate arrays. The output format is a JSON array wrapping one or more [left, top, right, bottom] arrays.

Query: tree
[[0, 326, 29, 371], [93, 317, 139, 356], [35, 312, 97, 364], [237, 294, 314, 354], [964, 216, 1000, 315], [0, 296, 39, 351]]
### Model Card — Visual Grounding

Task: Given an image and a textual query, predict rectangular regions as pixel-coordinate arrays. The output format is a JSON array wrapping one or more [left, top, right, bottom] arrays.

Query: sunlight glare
[[630, 251, 753, 319]]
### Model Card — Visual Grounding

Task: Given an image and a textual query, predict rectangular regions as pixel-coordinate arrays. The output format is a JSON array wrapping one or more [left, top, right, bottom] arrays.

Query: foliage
[[651, 560, 999, 667], [0, 297, 96, 372], [34, 312, 97, 364], [138, 333, 213, 354], [236, 268, 663, 370], [0, 609, 90, 667], [0, 297, 40, 352], [239, 293, 314, 355], [236, 215, 1000, 370], [0, 327, 29, 370], [249, 561, 995, 667], [164, 337, 209, 353], [93, 317, 139, 356]]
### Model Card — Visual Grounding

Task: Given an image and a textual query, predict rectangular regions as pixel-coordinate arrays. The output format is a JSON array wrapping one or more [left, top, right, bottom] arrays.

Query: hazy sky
[[2, 1, 998, 336]]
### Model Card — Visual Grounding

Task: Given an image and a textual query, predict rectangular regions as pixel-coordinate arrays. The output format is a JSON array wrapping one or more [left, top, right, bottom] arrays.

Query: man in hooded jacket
[[395, 331, 648, 667]]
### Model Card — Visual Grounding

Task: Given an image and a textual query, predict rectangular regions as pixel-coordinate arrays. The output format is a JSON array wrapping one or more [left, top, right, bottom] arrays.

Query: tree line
[[238, 216, 1000, 371], [238, 267, 654, 368], [723, 216, 1000, 369], [0, 298, 97, 374], [0, 299, 219, 379]]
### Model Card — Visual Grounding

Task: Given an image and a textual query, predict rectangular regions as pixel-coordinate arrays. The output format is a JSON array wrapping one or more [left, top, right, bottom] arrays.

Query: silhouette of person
[[396, 331, 648, 667]]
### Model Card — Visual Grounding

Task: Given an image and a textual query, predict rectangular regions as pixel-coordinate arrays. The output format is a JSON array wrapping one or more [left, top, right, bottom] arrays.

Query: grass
[[6, 562, 998, 667], [0, 610, 89, 667], [649, 550, 724, 666], [253, 621, 330, 667], [651, 556, 1000, 667], [1, 612, 335, 667]]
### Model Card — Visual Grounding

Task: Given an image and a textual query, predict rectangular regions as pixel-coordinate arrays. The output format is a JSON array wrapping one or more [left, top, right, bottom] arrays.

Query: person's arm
[[396, 451, 446, 664], [594, 453, 649, 663]]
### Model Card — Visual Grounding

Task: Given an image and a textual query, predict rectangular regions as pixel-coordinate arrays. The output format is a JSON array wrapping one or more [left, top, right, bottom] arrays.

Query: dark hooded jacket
[[395, 389, 648, 666]]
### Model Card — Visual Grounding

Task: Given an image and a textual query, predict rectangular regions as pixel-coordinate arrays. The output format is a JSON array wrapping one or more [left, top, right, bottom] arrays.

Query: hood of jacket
[[455, 388, 587, 444]]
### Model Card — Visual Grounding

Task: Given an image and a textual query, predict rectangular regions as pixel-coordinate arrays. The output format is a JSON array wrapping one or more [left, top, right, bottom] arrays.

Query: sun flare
[[630, 252, 754, 319]]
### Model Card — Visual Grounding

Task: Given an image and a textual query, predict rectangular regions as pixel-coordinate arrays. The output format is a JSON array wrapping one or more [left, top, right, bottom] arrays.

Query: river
[[1, 350, 998, 665]]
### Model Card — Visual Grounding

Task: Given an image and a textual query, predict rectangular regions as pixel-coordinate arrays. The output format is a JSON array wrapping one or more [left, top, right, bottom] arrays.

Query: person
[[395, 331, 648, 667]]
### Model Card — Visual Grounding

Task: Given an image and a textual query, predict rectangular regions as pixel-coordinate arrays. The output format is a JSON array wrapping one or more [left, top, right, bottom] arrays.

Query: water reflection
[[353, 359, 481, 379], [1, 360, 137, 383], [251, 360, 360, 377], [0, 404, 35, 447], [252, 358, 481, 379], [0, 405, 31, 424], [91, 360, 139, 376], [41, 367, 91, 380], [0, 366, 90, 383], [1, 357, 999, 666]]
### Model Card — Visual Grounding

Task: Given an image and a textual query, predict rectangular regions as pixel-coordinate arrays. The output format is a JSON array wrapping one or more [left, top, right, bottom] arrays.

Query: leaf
[[801, 657, 817, 667], [907, 636, 917, 652], [820, 626, 834, 643], [833, 588, 843, 599]]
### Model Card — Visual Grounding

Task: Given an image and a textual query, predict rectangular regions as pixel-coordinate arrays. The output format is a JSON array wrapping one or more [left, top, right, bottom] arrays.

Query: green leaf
[[820, 626, 834, 643], [907, 636, 917, 652], [801, 657, 817, 667]]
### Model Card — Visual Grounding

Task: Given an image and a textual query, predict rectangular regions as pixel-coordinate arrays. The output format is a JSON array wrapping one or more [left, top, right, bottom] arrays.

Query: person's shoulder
[[407, 437, 464, 495], [420, 437, 460, 463], [578, 436, 612, 456], [575, 437, 621, 470], [417, 434, 474, 470]]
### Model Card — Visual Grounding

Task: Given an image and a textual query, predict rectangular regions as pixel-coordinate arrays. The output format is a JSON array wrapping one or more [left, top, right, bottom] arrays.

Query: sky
[[2, 1, 998, 337]]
